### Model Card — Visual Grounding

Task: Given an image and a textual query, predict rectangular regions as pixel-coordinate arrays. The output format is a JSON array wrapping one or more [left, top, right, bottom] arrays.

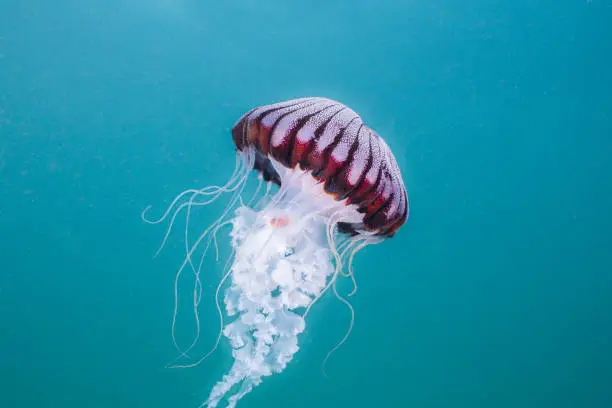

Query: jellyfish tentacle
[[322, 278, 355, 377], [172, 152, 254, 358], [167, 256, 233, 369]]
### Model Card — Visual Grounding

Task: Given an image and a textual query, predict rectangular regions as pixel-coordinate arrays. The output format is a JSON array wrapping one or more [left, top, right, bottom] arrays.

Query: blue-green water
[[1, 1, 611, 407]]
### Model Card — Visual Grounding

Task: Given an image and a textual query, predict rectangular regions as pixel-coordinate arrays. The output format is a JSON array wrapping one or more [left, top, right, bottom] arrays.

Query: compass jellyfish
[[142, 97, 409, 407]]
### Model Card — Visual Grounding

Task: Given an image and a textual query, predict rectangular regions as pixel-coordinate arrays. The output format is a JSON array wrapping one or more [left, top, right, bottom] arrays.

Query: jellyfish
[[143, 97, 408, 407]]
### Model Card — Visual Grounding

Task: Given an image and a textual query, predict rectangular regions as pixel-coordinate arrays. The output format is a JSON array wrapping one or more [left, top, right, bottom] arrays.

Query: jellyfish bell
[[233, 97, 408, 237], [143, 97, 408, 407]]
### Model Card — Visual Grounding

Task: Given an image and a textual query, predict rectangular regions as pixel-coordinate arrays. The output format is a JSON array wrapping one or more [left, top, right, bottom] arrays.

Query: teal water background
[[1, 1, 611, 407]]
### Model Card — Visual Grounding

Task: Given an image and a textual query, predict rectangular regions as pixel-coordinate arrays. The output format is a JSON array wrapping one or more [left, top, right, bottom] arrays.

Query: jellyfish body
[[143, 97, 408, 408]]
